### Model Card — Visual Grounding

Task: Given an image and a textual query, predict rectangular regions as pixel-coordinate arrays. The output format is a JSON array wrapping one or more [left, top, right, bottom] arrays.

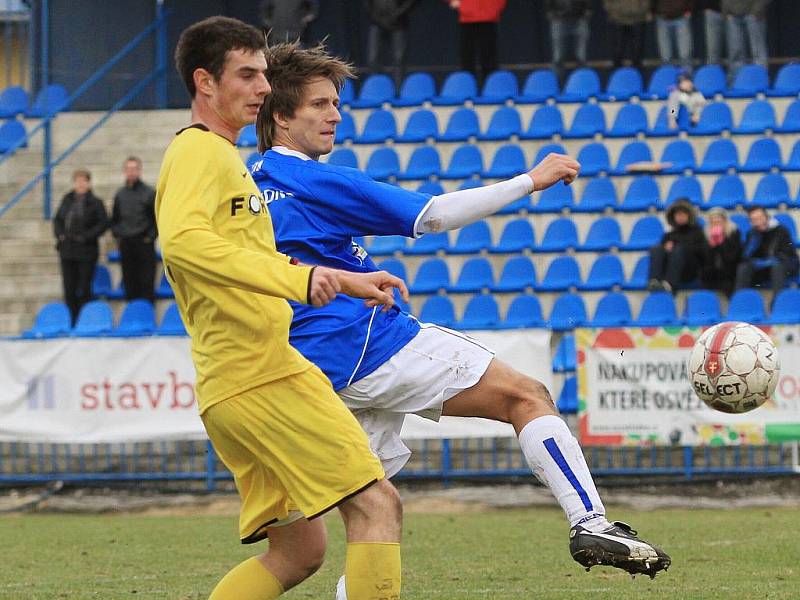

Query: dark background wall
[[34, 0, 800, 110]]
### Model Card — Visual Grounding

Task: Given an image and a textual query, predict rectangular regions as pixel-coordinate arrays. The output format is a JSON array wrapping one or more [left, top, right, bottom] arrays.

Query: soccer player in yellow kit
[[156, 17, 406, 600]]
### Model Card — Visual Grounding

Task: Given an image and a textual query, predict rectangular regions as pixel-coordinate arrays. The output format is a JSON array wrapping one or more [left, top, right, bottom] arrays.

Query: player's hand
[[528, 153, 581, 191], [338, 270, 409, 312], [308, 266, 342, 307]]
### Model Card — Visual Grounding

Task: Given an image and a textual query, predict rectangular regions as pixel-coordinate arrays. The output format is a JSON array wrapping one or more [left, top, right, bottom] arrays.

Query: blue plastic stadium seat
[[503, 294, 545, 328], [417, 181, 444, 195], [72, 300, 114, 337], [552, 334, 577, 372], [393, 72, 436, 106], [730, 213, 751, 240], [442, 144, 484, 179], [157, 302, 187, 336], [621, 215, 664, 250], [351, 74, 395, 108], [451, 257, 495, 293], [335, 111, 356, 143], [611, 141, 652, 175], [26, 83, 68, 118], [777, 100, 800, 134], [536, 256, 581, 291], [574, 176, 617, 213], [354, 109, 397, 143], [432, 71, 478, 105], [521, 105, 564, 139], [727, 289, 766, 322], [666, 175, 703, 206], [536, 217, 578, 252], [767, 63, 800, 97], [578, 255, 626, 291], [531, 180, 574, 213], [340, 79, 355, 106], [479, 106, 522, 141], [112, 300, 156, 337], [91, 265, 113, 298], [475, 70, 519, 104], [399, 146, 441, 180], [683, 290, 722, 326], [0, 86, 29, 118], [155, 272, 174, 299], [397, 109, 439, 142], [768, 289, 800, 324], [0, 119, 27, 153], [409, 258, 450, 294], [696, 138, 740, 173], [491, 218, 535, 253], [496, 195, 532, 214], [533, 143, 567, 165], [556, 376, 578, 414], [439, 107, 480, 142], [660, 140, 697, 174], [726, 64, 769, 98], [648, 105, 687, 137], [450, 220, 492, 254], [733, 100, 776, 134], [689, 102, 733, 136], [418, 296, 456, 327], [706, 174, 745, 209], [549, 293, 587, 330], [623, 255, 650, 290], [578, 216, 622, 251], [368, 235, 407, 256], [591, 292, 633, 327], [602, 67, 644, 101], [558, 67, 601, 102], [694, 64, 727, 97], [516, 69, 559, 103], [785, 140, 800, 171], [606, 103, 648, 137], [457, 294, 501, 329], [576, 143, 611, 177], [492, 256, 537, 292], [619, 176, 661, 212], [741, 138, 782, 173], [752, 173, 791, 208], [22, 302, 72, 338], [406, 231, 450, 255], [365, 147, 400, 180], [563, 103, 606, 139], [636, 292, 678, 326], [646, 64, 682, 100], [377, 258, 407, 281], [327, 148, 359, 169], [236, 124, 257, 147], [483, 143, 526, 178]]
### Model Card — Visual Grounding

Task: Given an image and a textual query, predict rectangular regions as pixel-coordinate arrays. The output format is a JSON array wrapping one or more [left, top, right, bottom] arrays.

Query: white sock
[[518, 414, 608, 530], [336, 575, 347, 600]]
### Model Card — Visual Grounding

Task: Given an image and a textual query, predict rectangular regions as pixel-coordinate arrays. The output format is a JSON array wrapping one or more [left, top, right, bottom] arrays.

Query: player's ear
[[193, 68, 215, 97], [273, 110, 290, 130]]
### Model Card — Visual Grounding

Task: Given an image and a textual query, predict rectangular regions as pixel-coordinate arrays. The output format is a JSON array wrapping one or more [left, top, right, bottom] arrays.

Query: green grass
[[1, 505, 798, 599]]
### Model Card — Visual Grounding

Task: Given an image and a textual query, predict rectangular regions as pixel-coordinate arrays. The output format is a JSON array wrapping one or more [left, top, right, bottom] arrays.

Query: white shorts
[[338, 323, 495, 477]]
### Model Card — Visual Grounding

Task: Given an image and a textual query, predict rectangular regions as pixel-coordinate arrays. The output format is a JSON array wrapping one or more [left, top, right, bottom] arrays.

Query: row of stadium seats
[[0, 84, 69, 119], [338, 64, 800, 109], [92, 266, 174, 300]]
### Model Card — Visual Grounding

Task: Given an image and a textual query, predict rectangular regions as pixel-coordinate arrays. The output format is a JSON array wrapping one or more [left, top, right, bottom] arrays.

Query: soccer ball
[[688, 322, 780, 414]]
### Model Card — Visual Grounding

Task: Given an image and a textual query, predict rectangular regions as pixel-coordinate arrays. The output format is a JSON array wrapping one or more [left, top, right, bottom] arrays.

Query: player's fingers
[[381, 274, 409, 302], [562, 168, 579, 185]]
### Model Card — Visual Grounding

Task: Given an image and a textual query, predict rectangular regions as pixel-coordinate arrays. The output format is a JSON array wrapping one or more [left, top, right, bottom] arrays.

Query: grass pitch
[[1, 504, 797, 599]]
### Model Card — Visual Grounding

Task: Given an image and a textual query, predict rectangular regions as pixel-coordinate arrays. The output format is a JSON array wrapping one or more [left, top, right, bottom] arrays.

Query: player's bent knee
[[509, 375, 555, 415], [340, 479, 402, 526]]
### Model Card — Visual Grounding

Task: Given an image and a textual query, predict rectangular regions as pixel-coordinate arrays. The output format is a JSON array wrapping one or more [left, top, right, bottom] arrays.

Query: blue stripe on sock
[[543, 437, 593, 513]]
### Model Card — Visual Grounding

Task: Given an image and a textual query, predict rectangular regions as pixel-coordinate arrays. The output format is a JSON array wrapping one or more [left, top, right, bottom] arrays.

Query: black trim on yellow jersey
[[306, 478, 380, 521], [307, 266, 317, 305], [175, 123, 210, 135], [240, 517, 279, 544]]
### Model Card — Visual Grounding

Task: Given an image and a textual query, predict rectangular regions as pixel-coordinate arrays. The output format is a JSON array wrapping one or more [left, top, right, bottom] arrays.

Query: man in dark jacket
[[648, 198, 707, 292], [654, 0, 693, 71], [365, 0, 419, 86], [448, 0, 507, 81], [602, 0, 651, 69], [735, 205, 799, 294], [545, 1, 591, 75], [259, 0, 318, 44], [111, 156, 157, 303], [53, 169, 109, 324]]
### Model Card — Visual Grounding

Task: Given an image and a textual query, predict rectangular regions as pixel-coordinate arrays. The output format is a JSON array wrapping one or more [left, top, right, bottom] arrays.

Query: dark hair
[[72, 168, 91, 181], [746, 205, 768, 216], [256, 41, 355, 152], [124, 156, 142, 167], [175, 16, 265, 98]]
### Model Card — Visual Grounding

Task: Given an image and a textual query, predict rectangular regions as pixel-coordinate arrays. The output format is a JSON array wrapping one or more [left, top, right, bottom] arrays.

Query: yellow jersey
[[155, 125, 314, 413]]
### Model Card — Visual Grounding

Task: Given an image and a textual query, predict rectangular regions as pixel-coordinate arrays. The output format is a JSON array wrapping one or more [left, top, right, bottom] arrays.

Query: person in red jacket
[[447, 0, 506, 81]]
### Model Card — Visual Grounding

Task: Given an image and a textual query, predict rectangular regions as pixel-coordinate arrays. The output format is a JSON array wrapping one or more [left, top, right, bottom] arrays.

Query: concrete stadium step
[[2, 238, 60, 258], [0, 276, 61, 300], [0, 257, 60, 277]]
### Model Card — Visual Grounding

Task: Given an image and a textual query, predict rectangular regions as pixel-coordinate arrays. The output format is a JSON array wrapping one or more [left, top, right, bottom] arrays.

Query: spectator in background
[[365, 0, 419, 87], [654, 0, 693, 71], [259, 0, 318, 44], [735, 206, 799, 294], [667, 72, 706, 128], [722, 0, 771, 76], [53, 169, 109, 325], [111, 156, 157, 304], [545, 0, 592, 76], [648, 198, 707, 293], [698, 0, 724, 64], [603, 0, 651, 70], [447, 0, 507, 82], [702, 207, 742, 296]]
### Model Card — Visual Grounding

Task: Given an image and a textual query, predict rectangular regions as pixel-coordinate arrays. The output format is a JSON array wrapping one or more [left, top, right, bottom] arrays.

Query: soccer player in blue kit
[[251, 42, 671, 591]]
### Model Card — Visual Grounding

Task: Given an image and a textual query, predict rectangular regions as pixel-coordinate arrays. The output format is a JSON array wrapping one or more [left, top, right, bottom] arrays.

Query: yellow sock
[[345, 542, 401, 600], [208, 556, 283, 600]]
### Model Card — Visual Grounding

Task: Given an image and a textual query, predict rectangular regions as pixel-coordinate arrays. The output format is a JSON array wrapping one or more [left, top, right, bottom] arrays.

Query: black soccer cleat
[[569, 520, 671, 579]]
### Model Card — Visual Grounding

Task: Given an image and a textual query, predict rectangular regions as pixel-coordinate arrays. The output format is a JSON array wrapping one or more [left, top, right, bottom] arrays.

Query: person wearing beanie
[[701, 207, 742, 296], [648, 198, 707, 292]]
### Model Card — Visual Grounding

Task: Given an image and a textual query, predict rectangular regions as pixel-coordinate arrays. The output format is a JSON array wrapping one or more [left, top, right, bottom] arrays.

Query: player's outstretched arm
[[527, 153, 581, 191], [309, 267, 409, 311]]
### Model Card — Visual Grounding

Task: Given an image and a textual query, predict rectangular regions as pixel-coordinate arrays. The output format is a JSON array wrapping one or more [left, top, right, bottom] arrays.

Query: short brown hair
[[175, 16, 265, 98], [72, 168, 91, 181], [256, 42, 355, 152], [124, 156, 142, 167]]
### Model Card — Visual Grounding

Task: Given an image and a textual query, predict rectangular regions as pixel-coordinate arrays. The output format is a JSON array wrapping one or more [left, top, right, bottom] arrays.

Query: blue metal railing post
[[205, 440, 217, 491], [683, 446, 694, 481], [441, 439, 452, 488], [155, 0, 167, 109], [41, 0, 52, 219]]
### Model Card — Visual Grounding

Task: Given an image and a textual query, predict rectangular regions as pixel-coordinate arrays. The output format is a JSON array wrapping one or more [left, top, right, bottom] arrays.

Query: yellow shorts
[[201, 365, 384, 544]]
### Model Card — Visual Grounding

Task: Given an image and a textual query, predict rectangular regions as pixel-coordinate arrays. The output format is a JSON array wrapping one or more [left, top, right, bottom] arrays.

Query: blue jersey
[[251, 149, 432, 390]]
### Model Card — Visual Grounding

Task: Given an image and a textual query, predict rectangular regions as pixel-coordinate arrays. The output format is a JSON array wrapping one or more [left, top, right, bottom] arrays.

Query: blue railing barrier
[[1, 440, 798, 490]]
